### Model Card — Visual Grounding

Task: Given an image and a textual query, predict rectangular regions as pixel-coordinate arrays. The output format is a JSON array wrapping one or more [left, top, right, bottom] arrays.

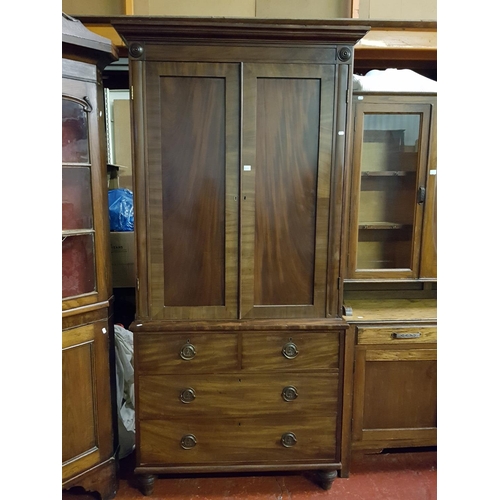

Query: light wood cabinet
[[62, 13, 118, 499], [345, 300, 437, 456], [345, 93, 437, 280], [111, 16, 370, 495]]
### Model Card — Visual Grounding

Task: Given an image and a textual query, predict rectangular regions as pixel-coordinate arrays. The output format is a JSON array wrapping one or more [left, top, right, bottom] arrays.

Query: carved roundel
[[338, 46, 352, 62], [129, 42, 144, 59]]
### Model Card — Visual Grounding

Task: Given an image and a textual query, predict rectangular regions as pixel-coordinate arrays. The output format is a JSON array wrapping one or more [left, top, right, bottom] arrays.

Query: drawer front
[[136, 333, 238, 374], [241, 331, 339, 371], [138, 373, 339, 419], [139, 416, 337, 465], [357, 326, 437, 345]]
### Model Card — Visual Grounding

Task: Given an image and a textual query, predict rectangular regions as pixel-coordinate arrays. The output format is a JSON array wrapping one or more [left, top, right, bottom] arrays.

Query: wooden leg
[[314, 470, 338, 490], [137, 474, 156, 496]]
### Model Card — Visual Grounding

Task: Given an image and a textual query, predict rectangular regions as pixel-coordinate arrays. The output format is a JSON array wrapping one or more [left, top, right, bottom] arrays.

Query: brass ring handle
[[281, 432, 297, 448], [180, 342, 196, 360], [180, 434, 197, 450], [282, 342, 299, 359], [282, 386, 298, 402], [179, 387, 196, 404]]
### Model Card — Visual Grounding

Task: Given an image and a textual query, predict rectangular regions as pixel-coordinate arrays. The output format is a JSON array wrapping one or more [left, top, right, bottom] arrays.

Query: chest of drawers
[[132, 320, 347, 494]]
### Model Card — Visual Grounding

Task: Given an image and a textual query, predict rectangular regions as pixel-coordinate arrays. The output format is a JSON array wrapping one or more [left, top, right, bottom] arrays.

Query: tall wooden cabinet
[[62, 14, 118, 499], [112, 17, 369, 495], [342, 89, 437, 466]]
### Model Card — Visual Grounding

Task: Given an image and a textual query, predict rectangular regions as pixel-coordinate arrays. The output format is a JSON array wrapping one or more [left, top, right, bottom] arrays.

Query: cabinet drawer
[[138, 373, 338, 419], [241, 331, 339, 371], [139, 416, 337, 465], [136, 333, 238, 374], [357, 326, 436, 345]]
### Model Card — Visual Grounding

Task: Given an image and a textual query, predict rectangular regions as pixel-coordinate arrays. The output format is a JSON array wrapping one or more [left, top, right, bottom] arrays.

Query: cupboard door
[[241, 64, 335, 318], [347, 99, 432, 279], [143, 63, 240, 320], [62, 321, 114, 482], [352, 345, 437, 448]]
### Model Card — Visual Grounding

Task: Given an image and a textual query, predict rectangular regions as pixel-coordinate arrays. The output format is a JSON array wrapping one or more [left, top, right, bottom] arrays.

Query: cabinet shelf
[[358, 222, 410, 230]]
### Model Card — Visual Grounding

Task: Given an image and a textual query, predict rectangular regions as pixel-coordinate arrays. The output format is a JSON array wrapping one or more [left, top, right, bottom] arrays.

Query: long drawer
[[357, 326, 437, 345], [139, 416, 337, 465], [241, 331, 339, 371], [138, 373, 339, 419]]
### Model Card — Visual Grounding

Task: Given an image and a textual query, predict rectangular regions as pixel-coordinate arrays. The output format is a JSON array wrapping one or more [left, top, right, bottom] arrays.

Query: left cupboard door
[[138, 62, 240, 320]]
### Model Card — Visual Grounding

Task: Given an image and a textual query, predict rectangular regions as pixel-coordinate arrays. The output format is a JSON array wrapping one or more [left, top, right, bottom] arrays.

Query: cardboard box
[[110, 231, 135, 288]]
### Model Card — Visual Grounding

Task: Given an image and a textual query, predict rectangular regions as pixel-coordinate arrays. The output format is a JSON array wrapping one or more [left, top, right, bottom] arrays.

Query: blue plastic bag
[[108, 188, 134, 231]]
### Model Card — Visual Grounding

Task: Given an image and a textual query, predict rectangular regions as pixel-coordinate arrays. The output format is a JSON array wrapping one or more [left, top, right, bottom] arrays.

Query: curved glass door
[[62, 97, 96, 299]]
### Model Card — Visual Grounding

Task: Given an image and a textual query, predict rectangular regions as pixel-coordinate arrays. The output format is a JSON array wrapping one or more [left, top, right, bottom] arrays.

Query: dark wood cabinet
[[111, 16, 370, 495], [345, 93, 437, 280], [62, 13, 118, 499]]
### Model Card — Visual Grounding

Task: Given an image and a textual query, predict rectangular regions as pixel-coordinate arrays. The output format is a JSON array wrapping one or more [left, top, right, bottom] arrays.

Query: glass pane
[[62, 98, 90, 163], [357, 113, 421, 270], [62, 167, 93, 230], [62, 234, 96, 298]]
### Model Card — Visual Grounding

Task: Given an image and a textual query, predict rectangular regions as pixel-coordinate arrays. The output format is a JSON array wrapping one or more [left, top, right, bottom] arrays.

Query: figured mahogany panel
[[254, 78, 320, 306], [160, 76, 226, 307], [241, 331, 339, 371], [240, 64, 334, 319], [136, 333, 239, 374], [139, 373, 338, 419], [144, 62, 239, 320], [139, 416, 337, 465]]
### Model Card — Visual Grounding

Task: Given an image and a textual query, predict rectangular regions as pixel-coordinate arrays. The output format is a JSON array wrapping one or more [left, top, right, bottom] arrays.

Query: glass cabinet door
[[62, 96, 96, 300], [348, 99, 432, 279]]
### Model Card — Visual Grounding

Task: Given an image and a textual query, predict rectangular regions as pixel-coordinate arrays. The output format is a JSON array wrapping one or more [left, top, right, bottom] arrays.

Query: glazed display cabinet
[[62, 13, 118, 500], [345, 92, 437, 280], [111, 16, 370, 495]]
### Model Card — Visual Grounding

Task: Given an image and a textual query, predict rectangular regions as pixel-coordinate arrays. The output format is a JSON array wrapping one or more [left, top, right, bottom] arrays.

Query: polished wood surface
[[145, 62, 239, 320], [160, 75, 225, 307], [343, 298, 437, 322], [138, 373, 339, 419], [356, 325, 437, 344], [241, 63, 335, 318], [139, 416, 337, 465], [112, 17, 370, 493], [254, 77, 319, 306], [352, 343, 437, 446], [62, 14, 117, 499]]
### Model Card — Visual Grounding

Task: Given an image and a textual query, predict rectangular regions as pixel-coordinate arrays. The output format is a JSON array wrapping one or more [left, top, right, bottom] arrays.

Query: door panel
[[145, 63, 240, 320], [241, 64, 335, 318]]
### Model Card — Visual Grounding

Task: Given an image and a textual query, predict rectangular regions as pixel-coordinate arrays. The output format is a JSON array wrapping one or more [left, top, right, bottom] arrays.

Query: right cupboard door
[[240, 64, 336, 319]]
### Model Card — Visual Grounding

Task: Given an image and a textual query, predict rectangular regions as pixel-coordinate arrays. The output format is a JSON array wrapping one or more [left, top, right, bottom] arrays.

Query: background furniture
[[62, 13, 119, 499], [111, 16, 370, 495], [341, 89, 437, 470]]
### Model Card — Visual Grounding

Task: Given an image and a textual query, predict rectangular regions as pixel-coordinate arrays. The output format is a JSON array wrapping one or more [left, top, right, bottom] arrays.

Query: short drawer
[[241, 331, 339, 371], [138, 373, 339, 419], [357, 326, 437, 345], [139, 416, 337, 465], [136, 333, 238, 374]]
